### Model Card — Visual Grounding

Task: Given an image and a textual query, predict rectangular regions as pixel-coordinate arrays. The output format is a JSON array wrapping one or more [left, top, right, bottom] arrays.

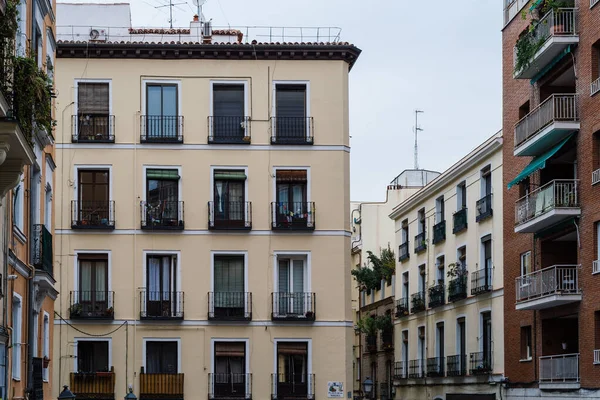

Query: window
[[418, 265, 426, 294], [273, 83, 310, 143], [417, 326, 425, 365], [482, 236, 492, 288], [16, 0, 26, 56], [402, 272, 409, 299], [401, 220, 409, 244], [417, 208, 426, 234], [520, 251, 531, 276], [146, 341, 178, 373], [518, 100, 530, 119], [12, 295, 22, 380], [210, 83, 248, 143], [401, 330, 409, 366], [77, 341, 109, 372], [33, 25, 43, 67], [13, 179, 24, 233], [457, 182, 467, 210], [436, 322, 445, 360], [481, 165, 492, 197], [457, 317, 466, 374], [212, 169, 247, 227], [520, 326, 532, 360], [436, 255, 445, 285], [276, 342, 309, 396], [457, 246, 467, 269], [77, 254, 109, 316], [145, 83, 179, 140], [145, 255, 178, 318], [145, 168, 180, 226], [76, 82, 111, 141], [213, 342, 247, 396], [481, 311, 492, 368], [275, 256, 309, 318], [45, 187, 52, 230], [273, 170, 313, 229], [435, 196, 445, 224], [75, 169, 110, 227], [212, 255, 247, 318], [42, 315, 49, 381]]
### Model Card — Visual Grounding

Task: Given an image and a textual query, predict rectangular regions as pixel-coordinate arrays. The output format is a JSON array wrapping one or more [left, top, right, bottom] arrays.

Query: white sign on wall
[[327, 381, 344, 398]]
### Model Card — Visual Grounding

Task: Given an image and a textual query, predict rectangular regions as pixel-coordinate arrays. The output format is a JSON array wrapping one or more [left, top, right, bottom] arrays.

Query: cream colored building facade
[[390, 132, 505, 400], [53, 4, 360, 400]]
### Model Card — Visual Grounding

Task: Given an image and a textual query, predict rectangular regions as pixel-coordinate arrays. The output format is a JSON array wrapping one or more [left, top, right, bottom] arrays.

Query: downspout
[[3, 195, 9, 399], [27, 168, 35, 395]]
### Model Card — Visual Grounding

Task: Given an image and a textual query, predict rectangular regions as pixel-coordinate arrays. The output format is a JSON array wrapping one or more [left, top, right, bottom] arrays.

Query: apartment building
[[350, 170, 439, 399], [0, 0, 58, 400], [389, 132, 504, 400], [502, 0, 600, 397], [53, 3, 360, 400]]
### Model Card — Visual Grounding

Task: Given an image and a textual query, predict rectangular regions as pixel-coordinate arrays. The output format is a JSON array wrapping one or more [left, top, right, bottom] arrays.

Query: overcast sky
[[61, 0, 503, 202]]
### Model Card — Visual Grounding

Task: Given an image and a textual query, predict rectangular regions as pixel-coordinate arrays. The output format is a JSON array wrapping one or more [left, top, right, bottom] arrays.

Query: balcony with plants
[[410, 292, 425, 314], [32, 224, 53, 275], [395, 297, 409, 318], [351, 246, 394, 293], [356, 314, 392, 353], [513, 2, 578, 80], [69, 291, 114, 320], [141, 200, 184, 230], [414, 232, 427, 253], [71, 200, 116, 230], [447, 262, 468, 302], [428, 283, 445, 309]]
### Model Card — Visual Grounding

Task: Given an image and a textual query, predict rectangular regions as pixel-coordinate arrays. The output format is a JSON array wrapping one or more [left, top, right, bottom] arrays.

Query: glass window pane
[[147, 86, 162, 116]]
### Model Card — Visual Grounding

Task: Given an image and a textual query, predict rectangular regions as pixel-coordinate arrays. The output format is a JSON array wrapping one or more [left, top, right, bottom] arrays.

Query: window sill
[[519, 358, 532, 363], [12, 377, 21, 382], [12, 226, 26, 244]]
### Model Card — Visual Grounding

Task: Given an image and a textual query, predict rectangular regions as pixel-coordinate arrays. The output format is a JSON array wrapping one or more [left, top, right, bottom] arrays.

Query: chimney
[[193, 14, 199, 22]]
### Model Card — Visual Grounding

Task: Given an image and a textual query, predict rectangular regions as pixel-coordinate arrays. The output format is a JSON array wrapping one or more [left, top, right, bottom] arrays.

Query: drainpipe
[[2, 196, 9, 399], [27, 166, 35, 395]]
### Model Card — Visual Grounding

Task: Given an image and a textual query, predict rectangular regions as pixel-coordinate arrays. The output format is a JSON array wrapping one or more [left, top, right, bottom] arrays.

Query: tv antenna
[[192, 0, 207, 22], [155, 0, 187, 28], [414, 109, 424, 170]]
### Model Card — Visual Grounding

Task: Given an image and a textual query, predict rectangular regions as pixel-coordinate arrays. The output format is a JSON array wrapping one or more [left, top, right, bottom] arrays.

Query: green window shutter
[[214, 171, 247, 180], [147, 169, 180, 180]]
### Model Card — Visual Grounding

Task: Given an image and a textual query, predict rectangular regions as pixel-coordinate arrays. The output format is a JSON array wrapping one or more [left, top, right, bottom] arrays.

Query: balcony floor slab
[[515, 208, 580, 233], [514, 121, 580, 157], [516, 293, 582, 311]]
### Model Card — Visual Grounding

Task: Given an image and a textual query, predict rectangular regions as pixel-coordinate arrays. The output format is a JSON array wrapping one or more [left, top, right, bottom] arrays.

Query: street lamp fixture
[[362, 377, 373, 399], [57, 385, 76, 400]]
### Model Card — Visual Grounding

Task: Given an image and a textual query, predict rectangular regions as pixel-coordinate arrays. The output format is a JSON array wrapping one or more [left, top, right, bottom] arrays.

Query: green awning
[[507, 134, 573, 190], [214, 171, 247, 180], [531, 45, 572, 84], [147, 169, 180, 180]]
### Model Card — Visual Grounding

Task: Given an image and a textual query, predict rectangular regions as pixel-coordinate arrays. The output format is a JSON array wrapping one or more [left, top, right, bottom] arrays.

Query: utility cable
[[54, 312, 127, 337]]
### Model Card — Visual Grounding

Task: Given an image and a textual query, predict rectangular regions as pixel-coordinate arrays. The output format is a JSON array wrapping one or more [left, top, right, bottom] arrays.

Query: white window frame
[[480, 165, 492, 198], [520, 251, 531, 277], [73, 79, 114, 139], [479, 308, 492, 353], [435, 196, 444, 224], [16, 0, 27, 56], [209, 80, 250, 117], [271, 80, 311, 139], [455, 314, 467, 362], [401, 272, 409, 299], [142, 165, 183, 203], [435, 320, 445, 359], [73, 337, 113, 372], [32, 312, 38, 358], [13, 178, 25, 234], [42, 312, 49, 381], [456, 181, 467, 211], [417, 325, 426, 374], [12, 293, 22, 381], [401, 329, 409, 365], [273, 252, 311, 293], [73, 250, 113, 293], [142, 338, 180, 373], [272, 166, 311, 202], [141, 79, 182, 116], [211, 251, 249, 313], [210, 337, 250, 397], [209, 165, 249, 223], [73, 165, 113, 204], [272, 338, 312, 398], [142, 251, 182, 314]]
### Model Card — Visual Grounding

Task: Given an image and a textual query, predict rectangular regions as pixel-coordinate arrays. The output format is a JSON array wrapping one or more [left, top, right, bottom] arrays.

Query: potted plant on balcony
[[43, 356, 50, 368], [304, 311, 314, 319], [104, 307, 114, 317], [411, 295, 425, 311], [70, 303, 82, 317]]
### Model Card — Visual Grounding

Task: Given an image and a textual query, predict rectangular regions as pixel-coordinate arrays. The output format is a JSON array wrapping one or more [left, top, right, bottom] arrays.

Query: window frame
[[272, 166, 310, 203], [12, 293, 22, 381], [456, 181, 467, 210], [272, 81, 311, 139], [211, 251, 248, 294], [142, 165, 182, 203], [42, 312, 49, 381], [435, 196, 445, 224], [74, 79, 113, 137], [210, 80, 249, 118], [142, 250, 181, 294], [520, 325, 532, 361], [13, 178, 25, 235], [73, 165, 113, 205], [141, 79, 182, 117], [273, 251, 311, 293], [143, 338, 181, 373], [272, 339, 312, 378], [74, 338, 112, 373], [210, 338, 250, 374]]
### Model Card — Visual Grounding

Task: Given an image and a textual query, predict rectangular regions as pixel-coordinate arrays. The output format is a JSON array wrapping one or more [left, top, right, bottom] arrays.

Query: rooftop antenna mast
[[414, 109, 424, 170], [155, 0, 187, 28], [193, 0, 207, 22]]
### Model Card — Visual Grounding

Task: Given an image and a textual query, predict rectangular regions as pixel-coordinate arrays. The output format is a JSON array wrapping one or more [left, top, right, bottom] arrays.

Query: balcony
[[395, 297, 409, 318], [208, 201, 252, 230], [432, 220, 446, 244], [209, 373, 251, 399], [70, 369, 116, 400], [513, 8, 578, 79], [32, 357, 43, 400], [539, 353, 580, 390], [271, 202, 315, 231], [514, 95, 579, 157], [139, 290, 184, 320], [208, 116, 251, 144], [140, 115, 184, 143], [515, 265, 581, 310], [476, 194, 493, 222], [452, 208, 467, 234], [446, 355, 467, 377], [426, 357, 444, 377], [410, 292, 425, 314], [398, 242, 409, 262], [69, 291, 114, 320], [448, 276, 467, 302], [140, 371, 184, 400], [271, 374, 314, 400], [72, 114, 115, 143], [594, 349, 600, 365], [428, 284, 445, 308], [393, 361, 407, 380], [271, 292, 315, 321], [32, 224, 52, 275], [270, 117, 313, 145], [141, 201, 184, 230], [469, 351, 493, 375], [408, 360, 424, 379], [414, 232, 426, 253], [208, 292, 252, 321], [594, 260, 600, 275], [593, 168, 600, 186], [366, 335, 377, 353], [381, 329, 393, 351], [471, 267, 492, 295], [71, 200, 115, 229]]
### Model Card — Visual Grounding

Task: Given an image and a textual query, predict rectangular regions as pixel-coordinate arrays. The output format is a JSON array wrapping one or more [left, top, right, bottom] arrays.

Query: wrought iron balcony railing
[[476, 194, 493, 222], [410, 292, 426, 314], [428, 284, 445, 308], [426, 357, 445, 377], [70, 291, 114, 320], [209, 373, 251, 399], [453, 208, 467, 233], [395, 297, 409, 318], [71, 200, 115, 229], [208, 116, 251, 144], [470, 351, 493, 375], [140, 290, 184, 320], [140, 371, 184, 400], [393, 361, 407, 379], [141, 201, 184, 230], [271, 373, 314, 400], [208, 292, 252, 321], [72, 114, 115, 143], [32, 224, 52, 275], [270, 117, 314, 145], [271, 202, 315, 230], [398, 242, 409, 262], [366, 335, 377, 353], [208, 201, 252, 230], [408, 360, 424, 379], [446, 355, 467, 377], [432, 220, 446, 244], [70, 368, 116, 399], [271, 292, 315, 321], [414, 232, 426, 253], [471, 267, 493, 295], [140, 115, 184, 143], [448, 276, 467, 302]]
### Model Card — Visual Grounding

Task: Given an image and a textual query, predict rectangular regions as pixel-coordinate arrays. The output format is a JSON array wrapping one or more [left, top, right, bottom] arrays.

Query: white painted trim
[[271, 166, 311, 203], [42, 312, 50, 381], [11, 293, 23, 381], [32, 311, 39, 358], [271, 81, 311, 138], [209, 80, 250, 117], [478, 308, 492, 353], [74, 79, 113, 138], [209, 166, 250, 214], [272, 338, 312, 374], [73, 250, 112, 292], [142, 250, 182, 292], [73, 165, 113, 203], [273, 251, 311, 292], [455, 314, 467, 358], [55, 143, 351, 152], [142, 337, 181, 373], [210, 338, 250, 373], [141, 165, 183, 203], [55, 319, 354, 327], [56, 229, 349, 236], [141, 79, 182, 116], [210, 251, 249, 292], [73, 337, 113, 372]]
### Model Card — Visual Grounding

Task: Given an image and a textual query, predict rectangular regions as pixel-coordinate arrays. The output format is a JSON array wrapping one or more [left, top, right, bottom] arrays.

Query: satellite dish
[[192, 0, 207, 6]]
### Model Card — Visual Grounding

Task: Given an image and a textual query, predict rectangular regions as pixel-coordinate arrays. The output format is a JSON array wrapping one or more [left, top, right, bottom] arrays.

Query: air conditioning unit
[[202, 21, 212, 37], [89, 28, 107, 41]]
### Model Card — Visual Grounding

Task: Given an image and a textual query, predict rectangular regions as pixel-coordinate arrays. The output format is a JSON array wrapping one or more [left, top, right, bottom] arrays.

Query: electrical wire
[[54, 312, 127, 337]]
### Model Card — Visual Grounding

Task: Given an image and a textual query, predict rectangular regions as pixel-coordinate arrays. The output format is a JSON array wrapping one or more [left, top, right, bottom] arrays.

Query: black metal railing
[[270, 117, 314, 145], [271, 202, 315, 230], [32, 224, 52, 275], [447, 355, 467, 377], [428, 284, 445, 308], [398, 242, 409, 262], [426, 357, 445, 377], [471, 267, 492, 295], [208, 292, 252, 321], [470, 351, 493, 375], [408, 360, 424, 379], [0, 37, 14, 112], [432, 220, 446, 244], [453, 208, 468, 233], [381, 329, 393, 351], [140, 115, 184, 143], [393, 361, 407, 379], [414, 232, 427, 253], [476, 194, 493, 222], [395, 297, 409, 318], [448, 276, 467, 302], [69, 291, 114, 319], [366, 335, 377, 353], [71, 200, 116, 229], [208, 116, 251, 144], [140, 290, 184, 320], [141, 201, 184, 230], [271, 373, 314, 400], [209, 373, 251, 399], [410, 292, 426, 314], [72, 114, 115, 142], [271, 292, 315, 321], [31, 357, 43, 400], [208, 201, 252, 230]]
